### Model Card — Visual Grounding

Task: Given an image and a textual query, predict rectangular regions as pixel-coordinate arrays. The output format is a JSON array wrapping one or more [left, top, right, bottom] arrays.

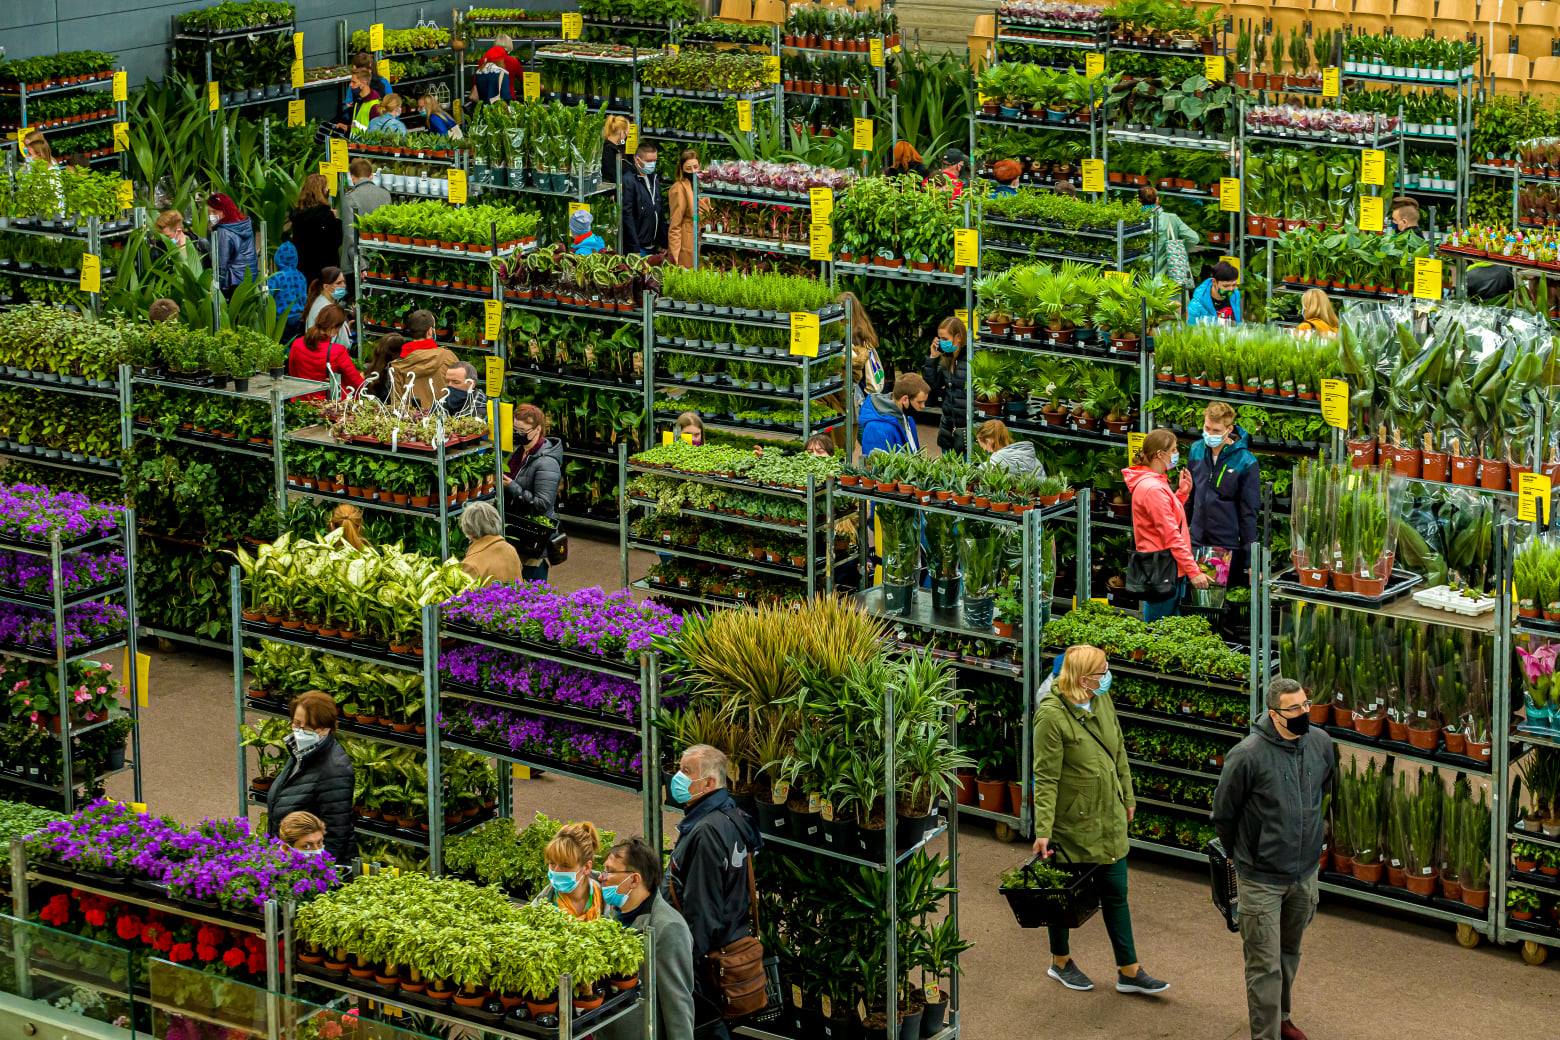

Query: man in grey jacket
[[342, 158, 392, 273], [1212, 678, 1333, 1040], [600, 837, 696, 1040]]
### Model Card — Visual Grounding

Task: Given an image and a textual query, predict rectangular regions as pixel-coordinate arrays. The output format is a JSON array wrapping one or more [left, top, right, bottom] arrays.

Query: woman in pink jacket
[[1122, 429, 1209, 621]]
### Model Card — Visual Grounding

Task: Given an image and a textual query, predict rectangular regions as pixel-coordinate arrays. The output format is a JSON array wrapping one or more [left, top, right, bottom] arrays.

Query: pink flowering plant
[[1517, 642, 1557, 721]]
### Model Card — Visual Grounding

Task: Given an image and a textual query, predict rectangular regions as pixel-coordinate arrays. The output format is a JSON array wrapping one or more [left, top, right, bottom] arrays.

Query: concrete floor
[[107, 531, 1556, 1040]]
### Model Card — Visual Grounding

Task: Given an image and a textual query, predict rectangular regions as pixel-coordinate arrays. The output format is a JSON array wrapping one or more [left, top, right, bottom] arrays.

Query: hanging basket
[[1000, 849, 1101, 930]]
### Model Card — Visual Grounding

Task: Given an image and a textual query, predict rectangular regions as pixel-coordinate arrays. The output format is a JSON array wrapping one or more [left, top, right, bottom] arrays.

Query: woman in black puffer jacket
[[922, 314, 969, 454], [266, 691, 355, 863]]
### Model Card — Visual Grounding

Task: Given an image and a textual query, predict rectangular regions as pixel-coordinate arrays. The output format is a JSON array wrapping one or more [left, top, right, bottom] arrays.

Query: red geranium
[[153, 931, 174, 953], [115, 916, 143, 941], [222, 948, 246, 969], [198, 925, 225, 947], [169, 942, 194, 963], [197, 944, 219, 962], [246, 952, 266, 975], [84, 908, 107, 928]]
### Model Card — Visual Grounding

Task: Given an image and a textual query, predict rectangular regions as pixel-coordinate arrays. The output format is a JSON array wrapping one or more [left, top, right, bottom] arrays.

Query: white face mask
[[300, 847, 326, 858], [291, 727, 324, 754]]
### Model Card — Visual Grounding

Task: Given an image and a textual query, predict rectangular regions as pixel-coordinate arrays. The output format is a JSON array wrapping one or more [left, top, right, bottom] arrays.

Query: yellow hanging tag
[[130, 802, 147, 813], [1322, 66, 1340, 98], [1085, 53, 1104, 77], [1104, 270, 1132, 283], [1319, 379, 1349, 429], [207, 81, 220, 111], [483, 303, 503, 345], [1220, 255, 1241, 273], [809, 186, 833, 219], [376, 58, 391, 81], [562, 12, 583, 39], [809, 222, 833, 261], [1219, 177, 1241, 212], [789, 312, 820, 357], [1080, 159, 1105, 194], [1205, 55, 1225, 82], [953, 228, 979, 268], [870, 38, 884, 68], [1413, 257, 1443, 300], [122, 650, 151, 707], [487, 401, 515, 451], [293, 32, 304, 60], [852, 117, 873, 151], [736, 100, 753, 132], [569, 201, 591, 220], [112, 70, 127, 102], [79, 254, 101, 293], [625, 122, 639, 152], [523, 71, 541, 101], [1358, 195, 1384, 232], [1360, 149, 1385, 186], [329, 137, 347, 173], [954, 308, 969, 327], [369, 23, 385, 51], [288, 99, 305, 126], [1518, 472, 1553, 524], [113, 122, 129, 153], [668, 43, 680, 56], [117, 179, 134, 209], [447, 169, 468, 205], [291, 60, 304, 89], [764, 55, 781, 84], [661, 430, 674, 446], [1126, 431, 1145, 461], [511, 763, 531, 779]]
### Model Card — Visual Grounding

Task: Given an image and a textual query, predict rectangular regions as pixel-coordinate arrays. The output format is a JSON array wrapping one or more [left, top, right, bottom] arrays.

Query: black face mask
[[1277, 710, 1310, 736]]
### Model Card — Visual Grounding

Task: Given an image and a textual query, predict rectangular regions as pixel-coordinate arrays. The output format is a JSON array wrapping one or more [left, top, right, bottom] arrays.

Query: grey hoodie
[[1212, 715, 1334, 885], [988, 440, 1044, 477]]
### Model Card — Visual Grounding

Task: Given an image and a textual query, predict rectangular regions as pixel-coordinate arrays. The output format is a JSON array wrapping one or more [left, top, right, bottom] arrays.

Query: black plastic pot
[[895, 810, 935, 851], [883, 583, 914, 615], [919, 994, 948, 1037], [898, 1008, 925, 1040], [930, 577, 960, 614], [787, 805, 821, 844], [962, 596, 995, 630], [756, 799, 787, 835], [820, 813, 856, 852]]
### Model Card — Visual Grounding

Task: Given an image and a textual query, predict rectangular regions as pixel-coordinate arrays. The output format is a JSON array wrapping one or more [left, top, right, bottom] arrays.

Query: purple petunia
[[0, 483, 122, 543], [443, 581, 682, 659]]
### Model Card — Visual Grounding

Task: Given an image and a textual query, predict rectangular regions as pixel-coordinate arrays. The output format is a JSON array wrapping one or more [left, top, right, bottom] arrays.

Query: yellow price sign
[[1358, 194, 1384, 232], [1518, 472, 1553, 524], [116, 179, 134, 210], [569, 201, 591, 220], [763, 55, 781, 84], [487, 401, 514, 451], [668, 43, 680, 56], [369, 23, 385, 51], [484, 353, 504, 393], [870, 38, 884, 68], [329, 137, 348, 174], [121, 650, 151, 707], [288, 99, 305, 126], [953, 228, 979, 268], [809, 222, 833, 261], [293, 31, 304, 60], [112, 122, 129, 152], [79, 253, 101, 294], [1205, 55, 1225, 83], [511, 763, 531, 779], [1413, 257, 1443, 300], [1080, 158, 1105, 194], [523, 71, 541, 102], [1322, 66, 1340, 98], [207, 81, 220, 111], [376, 58, 391, 81], [112, 70, 127, 102], [624, 122, 638, 152], [1361, 149, 1385, 186], [1319, 378, 1349, 429], [291, 59, 304, 89], [852, 117, 873, 152], [1085, 52, 1104, 77], [1220, 254, 1241, 273], [483, 301, 503, 344], [1104, 270, 1132, 283], [562, 12, 583, 39], [954, 307, 969, 328], [789, 311, 820, 357], [323, 170, 338, 196], [1126, 431, 1145, 461], [809, 186, 833, 219], [1219, 177, 1241, 212], [736, 100, 753, 132], [447, 169, 468, 205]]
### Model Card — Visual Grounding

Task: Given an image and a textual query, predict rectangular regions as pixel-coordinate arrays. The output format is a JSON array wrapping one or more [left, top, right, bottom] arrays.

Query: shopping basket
[[999, 848, 1101, 929], [1205, 837, 1239, 932]]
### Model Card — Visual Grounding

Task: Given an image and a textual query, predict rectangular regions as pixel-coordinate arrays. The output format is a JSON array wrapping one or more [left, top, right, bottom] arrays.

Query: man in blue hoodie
[[1188, 260, 1242, 324], [266, 242, 309, 340], [857, 372, 929, 457], [1180, 401, 1260, 592]]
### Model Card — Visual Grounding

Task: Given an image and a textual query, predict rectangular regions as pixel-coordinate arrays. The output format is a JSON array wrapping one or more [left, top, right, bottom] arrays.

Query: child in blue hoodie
[[570, 208, 606, 255], [266, 242, 309, 339]]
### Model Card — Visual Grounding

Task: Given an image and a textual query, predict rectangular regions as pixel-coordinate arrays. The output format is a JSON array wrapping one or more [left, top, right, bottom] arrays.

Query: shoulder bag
[[670, 830, 769, 1020], [1125, 549, 1177, 597]]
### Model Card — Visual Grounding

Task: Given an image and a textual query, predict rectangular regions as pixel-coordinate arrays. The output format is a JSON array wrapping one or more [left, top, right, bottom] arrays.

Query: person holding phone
[[1124, 429, 1209, 620]]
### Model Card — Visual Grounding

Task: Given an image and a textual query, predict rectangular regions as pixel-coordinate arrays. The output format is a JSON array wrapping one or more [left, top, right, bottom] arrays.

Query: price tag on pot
[[484, 302, 503, 345], [562, 12, 583, 39], [288, 99, 305, 126], [764, 55, 781, 84], [1081, 158, 1104, 194], [809, 186, 833, 219], [447, 168, 468, 205], [1322, 66, 1340, 98], [1205, 55, 1225, 83], [853, 117, 873, 151], [953, 228, 979, 268], [207, 81, 220, 111], [112, 70, 127, 102], [1319, 378, 1349, 429], [294, 31, 304, 60], [523, 71, 541, 102], [1518, 472, 1552, 524], [122, 650, 151, 707], [1413, 257, 1443, 300], [369, 22, 385, 51], [809, 221, 832, 261], [79, 253, 101, 293], [1219, 177, 1241, 212], [1360, 149, 1386, 186], [790, 312, 820, 357], [1358, 194, 1384, 232], [292, 59, 305, 89], [1126, 431, 1145, 461], [113, 122, 129, 153], [870, 38, 885, 68], [329, 137, 348, 174], [736, 100, 753, 132], [117, 179, 134, 210], [1085, 52, 1104, 77]]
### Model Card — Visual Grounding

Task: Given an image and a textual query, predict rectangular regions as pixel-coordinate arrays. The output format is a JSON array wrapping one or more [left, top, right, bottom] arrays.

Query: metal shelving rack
[[633, 79, 775, 154], [689, 177, 827, 270], [0, 64, 127, 171], [170, 17, 300, 113], [968, 79, 1104, 194], [779, 23, 893, 140], [0, 212, 141, 319]]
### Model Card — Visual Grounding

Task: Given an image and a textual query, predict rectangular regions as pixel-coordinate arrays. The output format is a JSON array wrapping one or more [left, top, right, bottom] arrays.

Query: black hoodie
[[1212, 715, 1334, 885], [666, 788, 761, 959]]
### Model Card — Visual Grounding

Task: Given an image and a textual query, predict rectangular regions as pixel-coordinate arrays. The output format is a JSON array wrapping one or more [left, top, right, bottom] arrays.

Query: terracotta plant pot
[[1443, 730, 1467, 755], [1331, 704, 1353, 728], [1406, 725, 1439, 751], [1347, 438, 1377, 467], [1297, 565, 1330, 588], [1351, 574, 1387, 598], [975, 778, 1008, 814], [1420, 451, 1449, 482], [1439, 875, 1461, 900], [1351, 859, 1384, 884], [1449, 454, 1478, 486], [954, 770, 978, 806], [1333, 853, 1354, 875], [1463, 738, 1491, 762], [1460, 885, 1489, 910], [1330, 569, 1356, 593], [1352, 713, 1385, 738], [1386, 718, 1409, 741], [1309, 703, 1332, 726], [1386, 863, 1408, 888], [1478, 458, 1510, 491], [1386, 444, 1422, 478], [1405, 870, 1438, 896]]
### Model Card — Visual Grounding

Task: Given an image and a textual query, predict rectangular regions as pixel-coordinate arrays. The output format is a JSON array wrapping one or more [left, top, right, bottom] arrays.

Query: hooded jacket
[[666, 788, 760, 959], [858, 393, 920, 457], [266, 732, 355, 862], [1185, 426, 1260, 553], [623, 163, 667, 255], [506, 436, 563, 523], [1123, 464, 1199, 579], [212, 217, 258, 293], [390, 345, 461, 410], [1032, 683, 1134, 864], [289, 334, 364, 398], [1188, 277, 1243, 324], [988, 440, 1043, 477], [266, 242, 308, 321], [1212, 715, 1334, 885]]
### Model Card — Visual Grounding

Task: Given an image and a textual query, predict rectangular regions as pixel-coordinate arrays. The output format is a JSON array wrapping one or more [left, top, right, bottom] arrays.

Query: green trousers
[[1048, 857, 1137, 967]]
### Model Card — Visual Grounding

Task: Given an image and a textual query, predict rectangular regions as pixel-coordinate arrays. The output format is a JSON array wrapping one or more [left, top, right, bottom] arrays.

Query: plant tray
[[1000, 856, 1101, 929], [1317, 868, 1485, 918], [0, 629, 127, 660], [1319, 724, 1492, 772], [1510, 867, 1560, 893], [1410, 584, 1495, 616], [1270, 568, 1422, 606], [440, 619, 642, 677], [0, 577, 125, 609], [440, 680, 638, 727], [446, 732, 642, 790]]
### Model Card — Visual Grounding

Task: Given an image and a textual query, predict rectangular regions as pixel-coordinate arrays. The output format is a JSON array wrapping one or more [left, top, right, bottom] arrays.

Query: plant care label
[[293, 31, 304, 60], [953, 228, 979, 267], [1219, 177, 1241, 212], [568, 201, 590, 220], [1358, 194, 1383, 232], [736, 100, 753, 132], [870, 38, 885, 67], [447, 169, 468, 205], [809, 221, 832, 261], [853, 117, 873, 151], [1126, 431, 1145, 461], [329, 137, 348, 174], [369, 23, 385, 51], [523, 72, 541, 102], [625, 122, 638, 152], [1413, 257, 1442, 299], [772, 780, 789, 804], [288, 99, 306, 126], [668, 43, 680, 56], [377, 58, 391, 81], [113, 122, 129, 153], [1319, 378, 1348, 429], [763, 55, 781, 84], [1518, 471, 1553, 524], [1085, 52, 1104, 77], [112, 70, 127, 102], [483, 302, 503, 346], [1081, 158, 1104, 193], [562, 12, 583, 39], [207, 81, 220, 111], [1205, 55, 1225, 82], [790, 312, 820, 356], [791, 985, 803, 1008], [122, 650, 150, 707], [116, 179, 134, 210], [292, 60, 305, 89], [1360, 149, 1385, 186], [1322, 66, 1340, 97], [809, 186, 833, 219], [79, 253, 101, 293]]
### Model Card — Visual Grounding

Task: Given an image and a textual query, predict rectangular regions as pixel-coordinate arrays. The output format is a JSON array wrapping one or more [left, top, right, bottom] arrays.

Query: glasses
[[1274, 702, 1312, 717]]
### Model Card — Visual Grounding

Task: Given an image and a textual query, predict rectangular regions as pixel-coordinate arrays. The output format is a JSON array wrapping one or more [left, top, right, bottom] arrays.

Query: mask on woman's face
[[548, 868, 581, 895], [208, 212, 221, 227], [1167, 451, 1180, 470], [1094, 670, 1113, 694], [937, 338, 957, 354], [290, 727, 323, 754], [331, 286, 347, 301]]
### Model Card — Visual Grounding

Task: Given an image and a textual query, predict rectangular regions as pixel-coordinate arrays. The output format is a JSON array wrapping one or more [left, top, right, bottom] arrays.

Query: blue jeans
[[1142, 579, 1183, 621], [523, 561, 549, 582]]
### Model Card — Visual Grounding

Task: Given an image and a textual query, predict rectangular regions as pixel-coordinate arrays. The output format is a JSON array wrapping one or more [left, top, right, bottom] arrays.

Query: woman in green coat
[[1032, 644, 1170, 996]]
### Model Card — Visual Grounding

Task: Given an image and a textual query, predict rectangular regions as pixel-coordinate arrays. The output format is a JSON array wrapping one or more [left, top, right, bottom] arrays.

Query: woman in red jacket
[[288, 303, 364, 399], [1122, 428, 1209, 621]]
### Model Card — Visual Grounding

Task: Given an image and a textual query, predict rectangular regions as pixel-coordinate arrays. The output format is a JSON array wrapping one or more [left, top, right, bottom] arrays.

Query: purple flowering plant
[[442, 581, 682, 660], [440, 645, 644, 720], [0, 600, 127, 652], [0, 549, 127, 596], [443, 704, 644, 780], [0, 483, 122, 544]]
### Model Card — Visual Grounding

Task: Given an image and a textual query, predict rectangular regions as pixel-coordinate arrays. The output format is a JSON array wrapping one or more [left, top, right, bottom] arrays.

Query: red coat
[[1123, 465, 1199, 579], [288, 337, 364, 399]]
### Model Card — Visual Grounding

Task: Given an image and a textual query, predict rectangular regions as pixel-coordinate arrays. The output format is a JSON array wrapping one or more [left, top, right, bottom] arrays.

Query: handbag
[[544, 529, 569, 566], [1126, 549, 1177, 597]]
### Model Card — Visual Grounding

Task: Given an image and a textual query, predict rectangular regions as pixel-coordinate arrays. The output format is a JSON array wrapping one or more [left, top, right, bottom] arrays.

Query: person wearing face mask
[[622, 142, 668, 256], [206, 193, 258, 296], [858, 372, 928, 456], [1181, 401, 1260, 597], [441, 361, 482, 414], [1188, 260, 1243, 325], [1212, 678, 1332, 1040], [536, 822, 606, 920], [1123, 428, 1209, 622], [1032, 645, 1168, 997], [666, 148, 707, 268], [266, 691, 355, 863], [277, 812, 329, 855], [664, 744, 761, 1032], [921, 315, 969, 454], [599, 837, 697, 1040], [304, 267, 353, 349], [504, 404, 563, 580]]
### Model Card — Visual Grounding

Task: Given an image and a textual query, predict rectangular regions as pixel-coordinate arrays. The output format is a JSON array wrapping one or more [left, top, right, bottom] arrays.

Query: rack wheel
[[1455, 923, 1481, 949], [1522, 941, 1548, 966], [993, 822, 1019, 843]]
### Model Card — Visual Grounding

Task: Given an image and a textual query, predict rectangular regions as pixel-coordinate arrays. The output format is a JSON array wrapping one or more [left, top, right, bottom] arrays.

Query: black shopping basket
[[1205, 837, 1239, 932], [999, 848, 1102, 929]]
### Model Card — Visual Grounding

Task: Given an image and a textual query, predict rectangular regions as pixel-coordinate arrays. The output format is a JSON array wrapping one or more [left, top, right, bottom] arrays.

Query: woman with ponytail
[[1122, 428, 1208, 621], [328, 505, 369, 550], [287, 303, 364, 399], [537, 821, 606, 920]]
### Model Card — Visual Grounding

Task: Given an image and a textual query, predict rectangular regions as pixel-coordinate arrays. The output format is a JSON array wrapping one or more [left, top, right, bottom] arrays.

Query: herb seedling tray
[[1410, 584, 1495, 616], [1271, 568, 1422, 606]]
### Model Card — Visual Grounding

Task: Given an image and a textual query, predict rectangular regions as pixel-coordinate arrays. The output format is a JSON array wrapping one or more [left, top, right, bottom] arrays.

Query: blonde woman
[[1295, 289, 1338, 338], [328, 504, 368, 550], [603, 114, 630, 184], [1033, 645, 1167, 997], [537, 821, 605, 920]]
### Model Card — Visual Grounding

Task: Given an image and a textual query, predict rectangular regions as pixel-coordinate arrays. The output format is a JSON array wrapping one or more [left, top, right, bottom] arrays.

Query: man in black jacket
[[265, 691, 356, 863], [1212, 678, 1333, 1040], [665, 744, 760, 1036], [622, 142, 667, 256]]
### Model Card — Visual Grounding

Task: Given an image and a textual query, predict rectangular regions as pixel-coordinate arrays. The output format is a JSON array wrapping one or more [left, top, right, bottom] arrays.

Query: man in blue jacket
[[1188, 260, 1242, 324], [857, 372, 929, 457], [1180, 401, 1260, 593]]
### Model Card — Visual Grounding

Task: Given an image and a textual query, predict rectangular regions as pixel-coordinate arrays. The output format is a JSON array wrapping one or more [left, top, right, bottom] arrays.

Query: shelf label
[[112, 70, 127, 102], [1358, 194, 1383, 232], [329, 137, 347, 174], [117, 179, 134, 210], [1085, 52, 1104, 77], [376, 58, 391, 81], [488, 401, 514, 451], [661, 430, 694, 445], [369, 23, 385, 51], [1322, 66, 1340, 98], [113, 122, 129, 153], [624, 121, 638, 152], [853, 117, 873, 151], [447, 168, 468, 205], [809, 221, 832, 261], [122, 650, 151, 707], [1081, 158, 1104, 194], [562, 12, 583, 39], [511, 763, 531, 779], [207, 81, 220, 111], [1205, 55, 1225, 82], [523, 71, 541, 102], [764, 55, 781, 84], [870, 38, 885, 68], [291, 59, 304, 89], [1518, 472, 1553, 524], [790, 312, 820, 357], [79, 253, 101, 293], [1413, 257, 1443, 300], [483, 302, 503, 345], [568, 201, 591, 221], [1219, 177, 1241, 212], [288, 99, 305, 126], [668, 43, 680, 56], [1126, 431, 1145, 461], [1319, 378, 1349, 429], [1361, 149, 1385, 186], [484, 354, 505, 395], [953, 228, 979, 268], [1104, 270, 1132, 283], [294, 31, 304, 60], [736, 99, 753, 132], [809, 186, 833, 219]]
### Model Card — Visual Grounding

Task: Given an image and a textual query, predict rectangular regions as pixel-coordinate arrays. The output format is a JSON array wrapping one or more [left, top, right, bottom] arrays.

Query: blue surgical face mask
[[548, 869, 580, 895], [937, 338, 957, 354], [1203, 430, 1225, 449], [601, 877, 633, 909], [1095, 670, 1113, 694], [669, 771, 694, 804], [1168, 452, 1181, 470], [331, 286, 347, 301]]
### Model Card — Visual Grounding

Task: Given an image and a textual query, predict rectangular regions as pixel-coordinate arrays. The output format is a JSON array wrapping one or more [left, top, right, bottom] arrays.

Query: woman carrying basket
[[1032, 644, 1170, 997]]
